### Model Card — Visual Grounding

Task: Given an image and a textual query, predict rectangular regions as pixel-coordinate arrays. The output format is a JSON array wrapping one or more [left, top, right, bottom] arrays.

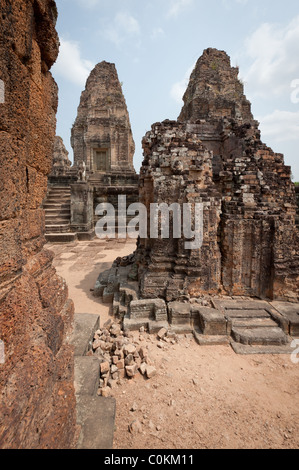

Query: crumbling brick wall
[[136, 49, 299, 303], [0, 0, 77, 448]]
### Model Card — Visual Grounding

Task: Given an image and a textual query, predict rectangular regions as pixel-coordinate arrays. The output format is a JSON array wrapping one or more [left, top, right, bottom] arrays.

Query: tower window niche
[[94, 148, 109, 171]]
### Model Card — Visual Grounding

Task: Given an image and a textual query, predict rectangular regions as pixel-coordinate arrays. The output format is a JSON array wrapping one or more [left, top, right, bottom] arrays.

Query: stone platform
[[93, 265, 299, 354]]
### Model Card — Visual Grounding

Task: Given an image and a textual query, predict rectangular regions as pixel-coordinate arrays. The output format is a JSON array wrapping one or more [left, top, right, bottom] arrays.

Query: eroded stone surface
[[136, 48, 299, 302], [0, 0, 77, 449], [94, 48, 298, 350], [71, 61, 135, 173]]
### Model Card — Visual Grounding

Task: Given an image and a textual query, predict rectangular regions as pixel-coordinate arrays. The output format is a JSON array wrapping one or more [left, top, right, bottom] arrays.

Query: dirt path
[[47, 239, 299, 450]]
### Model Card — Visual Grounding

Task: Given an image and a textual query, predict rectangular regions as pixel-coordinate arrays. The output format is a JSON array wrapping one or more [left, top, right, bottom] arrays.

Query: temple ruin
[[71, 61, 135, 174], [43, 61, 139, 242], [95, 49, 299, 352], [0, 0, 299, 449]]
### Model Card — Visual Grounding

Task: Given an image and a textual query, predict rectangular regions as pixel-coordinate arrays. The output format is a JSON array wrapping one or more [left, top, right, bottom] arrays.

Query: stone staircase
[[43, 185, 77, 242], [211, 299, 294, 355]]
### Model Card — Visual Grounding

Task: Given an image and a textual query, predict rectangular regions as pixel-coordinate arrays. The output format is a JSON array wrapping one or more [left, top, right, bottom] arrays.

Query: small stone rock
[[112, 355, 119, 365], [130, 402, 138, 412], [128, 420, 142, 434], [110, 364, 118, 375], [139, 326, 145, 333], [148, 420, 155, 430], [118, 369, 126, 379], [139, 346, 148, 360], [110, 323, 122, 337], [114, 348, 124, 359], [103, 319, 112, 328], [116, 359, 125, 370], [100, 361, 110, 375], [107, 379, 115, 389], [125, 354, 135, 366], [146, 365, 157, 379], [101, 387, 111, 398], [123, 344, 137, 356], [139, 363, 147, 375], [125, 364, 138, 378], [157, 328, 167, 340], [93, 339, 103, 351]]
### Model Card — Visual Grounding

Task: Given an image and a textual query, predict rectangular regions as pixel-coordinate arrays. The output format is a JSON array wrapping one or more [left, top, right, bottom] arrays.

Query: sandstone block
[[146, 365, 157, 379], [125, 364, 138, 378]]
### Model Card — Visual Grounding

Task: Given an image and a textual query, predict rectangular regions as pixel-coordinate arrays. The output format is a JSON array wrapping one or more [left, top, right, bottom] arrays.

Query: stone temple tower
[[71, 61, 136, 174]]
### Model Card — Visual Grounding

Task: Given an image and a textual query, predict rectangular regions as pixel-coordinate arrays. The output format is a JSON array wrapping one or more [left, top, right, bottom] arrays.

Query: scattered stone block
[[100, 362, 110, 375], [146, 365, 157, 379], [123, 344, 136, 355], [128, 420, 142, 434], [168, 302, 191, 326], [125, 364, 139, 378], [101, 387, 111, 398], [139, 363, 147, 375], [157, 328, 167, 340], [198, 308, 227, 336]]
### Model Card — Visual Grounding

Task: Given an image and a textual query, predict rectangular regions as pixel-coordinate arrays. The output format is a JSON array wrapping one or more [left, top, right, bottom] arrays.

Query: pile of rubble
[[89, 320, 179, 396]]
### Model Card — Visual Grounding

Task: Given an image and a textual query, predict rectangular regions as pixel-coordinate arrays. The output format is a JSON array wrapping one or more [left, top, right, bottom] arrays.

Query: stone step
[[46, 216, 70, 223], [46, 197, 71, 203], [48, 190, 71, 195], [230, 341, 294, 355], [45, 224, 71, 233], [46, 213, 70, 219], [48, 186, 71, 190], [45, 219, 71, 226], [226, 309, 270, 319], [45, 233, 78, 243], [231, 317, 278, 328], [44, 203, 70, 210], [231, 326, 289, 346], [45, 208, 70, 215], [76, 395, 116, 449], [193, 329, 230, 346]]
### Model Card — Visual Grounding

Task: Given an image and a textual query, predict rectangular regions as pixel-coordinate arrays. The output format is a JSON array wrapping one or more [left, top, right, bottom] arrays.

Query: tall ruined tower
[[71, 61, 135, 174], [137, 48, 299, 302]]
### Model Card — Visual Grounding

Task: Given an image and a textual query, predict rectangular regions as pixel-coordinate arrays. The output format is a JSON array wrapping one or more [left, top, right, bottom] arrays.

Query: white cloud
[[222, 0, 248, 8], [103, 12, 140, 46], [151, 27, 165, 40], [52, 39, 94, 87], [167, 0, 194, 19], [170, 63, 195, 104], [244, 16, 299, 97], [259, 110, 299, 143]]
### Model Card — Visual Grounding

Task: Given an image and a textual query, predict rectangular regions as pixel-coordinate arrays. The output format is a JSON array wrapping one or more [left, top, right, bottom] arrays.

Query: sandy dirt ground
[[47, 238, 299, 450]]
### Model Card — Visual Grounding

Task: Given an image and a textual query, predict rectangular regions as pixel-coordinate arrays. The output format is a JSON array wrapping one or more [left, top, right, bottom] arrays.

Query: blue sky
[[52, 0, 299, 181]]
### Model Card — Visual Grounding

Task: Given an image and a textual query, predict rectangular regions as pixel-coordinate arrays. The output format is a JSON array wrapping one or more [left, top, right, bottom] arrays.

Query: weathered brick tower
[[71, 61, 136, 175], [137, 48, 299, 303]]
